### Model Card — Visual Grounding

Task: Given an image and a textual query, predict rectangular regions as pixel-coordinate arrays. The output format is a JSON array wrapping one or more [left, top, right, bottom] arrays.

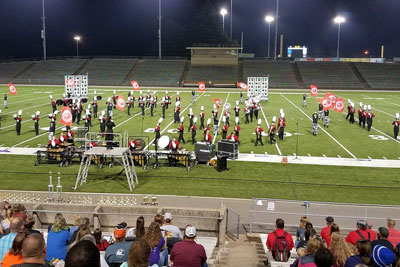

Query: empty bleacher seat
[[132, 60, 186, 86], [355, 62, 400, 89]]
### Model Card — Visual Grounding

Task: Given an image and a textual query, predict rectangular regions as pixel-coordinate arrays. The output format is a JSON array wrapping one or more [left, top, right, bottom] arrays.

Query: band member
[[199, 106, 205, 130], [3, 93, 7, 108], [128, 138, 139, 151], [99, 111, 106, 134], [169, 137, 179, 152], [278, 110, 286, 140], [87, 106, 92, 127], [176, 91, 181, 103], [83, 114, 90, 132], [131, 90, 136, 108], [112, 90, 117, 109], [127, 96, 132, 116], [323, 109, 330, 128], [50, 95, 57, 112], [358, 102, 364, 126], [0, 109, 2, 128], [14, 110, 22, 135], [105, 116, 116, 149], [150, 96, 155, 116], [153, 91, 158, 108], [362, 105, 367, 128], [174, 102, 181, 123], [393, 113, 400, 140], [138, 91, 145, 116], [146, 89, 151, 108], [165, 91, 171, 109], [92, 96, 98, 118], [249, 100, 254, 122], [234, 117, 240, 138], [221, 116, 228, 140], [268, 117, 277, 145], [345, 99, 351, 120], [48, 136, 60, 149], [32, 111, 40, 135], [58, 132, 67, 144], [204, 129, 212, 144], [204, 118, 211, 135], [318, 103, 323, 120], [212, 104, 219, 135], [191, 117, 198, 145], [302, 94, 307, 107], [154, 118, 162, 145], [188, 108, 194, 129], [244, 105, 250, 124], [178, 116, 186, 144], [227, 131, 239, 143], [234, 101, 240, 118], [77, 99, 83, 125], [224, 108, 231, 127], [366, 105, 375, 131], [312, 112, 318, 136], [192, 90, 195, 103], [239, 92, 243, 104], [253, 99, 259, 121], [49, 111, 57, 137], [349, 102, 355, 124], [255, 119, 264, 146], [66, 128, 74, 144], [161, 97, 166, 119]]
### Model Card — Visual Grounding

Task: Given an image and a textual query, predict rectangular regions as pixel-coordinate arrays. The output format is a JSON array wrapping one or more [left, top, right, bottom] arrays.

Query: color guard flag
[[59, 106, 73, 126], [334, 98, 345, 113], [65, 79, 76, 87], [131, 80, 140, 91], [8, 84, 17, 95], [310, 85, 318, 97], [116, 95, 125, 111], [237, 82, 248, 90], [325, 92, 337, 103], [318, 97, 334, 111], [212, 98, 222, 109], [198, 82, 206, 92]]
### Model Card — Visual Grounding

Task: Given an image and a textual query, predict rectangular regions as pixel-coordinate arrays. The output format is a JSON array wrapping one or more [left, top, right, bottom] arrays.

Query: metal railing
[[226, 208, 240, 239]]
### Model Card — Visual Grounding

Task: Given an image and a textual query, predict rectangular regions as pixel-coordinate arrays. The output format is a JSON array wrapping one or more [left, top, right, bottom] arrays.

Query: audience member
[[320, 217, 334, 248], [267, 218, 294, 261], [0, 201, 10, 220], [65, 240, 100, 267], [366, 221, 377, 241], [345, 220, 373, 246], [126, 239, 151, 267], [297, 228, 317, 250], [1, 208, 14, 235], [344, 240, 371, 267], [0, 217, 24, 262], [94, 228, 109, 251], [329, 232, 354, 267], [46, 214, 70, 262], [143, 222, 168, 267], [11, 204, 27, 222], [170, 225, 207, 267], [1, 231, 29, 267], [23, 216, 40, 235], [69, 226, 91, 250], [135, 216, 145, 239], [154, 214, 164, 227], [69, 215, 82, 236], [290, 236, 324, 267], [370, 227, 394, 251], [315, 248, 334, 267], [387, 219, 400, 247], [12, 233, 47, 267], [69, 217, 90, 244], [162, 213, 183, 253], [79, 234, 109, 267], [105, 223, 132, 267], [296, 217, 310, 247], [371, 245, 395, 267]]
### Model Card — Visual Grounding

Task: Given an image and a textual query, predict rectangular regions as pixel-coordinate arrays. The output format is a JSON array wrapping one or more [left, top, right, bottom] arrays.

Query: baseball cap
[[116, 222, 127, 230], [378, 227, 389, 238], [164, 213, 172, 221], [185, 225, 196, 238], [114, 227, 126, 240], [357, 220, 367, 229], [325, 216, 334, 224], [372, 245, 395, 267]]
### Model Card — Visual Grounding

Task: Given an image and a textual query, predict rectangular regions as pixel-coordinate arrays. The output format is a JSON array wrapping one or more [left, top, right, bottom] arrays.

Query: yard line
[[337, 95, 395, 117], [260, 105, 282, 155], [3, 102, 49, 116], [377, 99, 400, 108], [281, 94, 357, 159], [7, 95, 51, 104], [11, 125, 63, 148], [212, 93, 230, 144], [145, 92, 206, 150]]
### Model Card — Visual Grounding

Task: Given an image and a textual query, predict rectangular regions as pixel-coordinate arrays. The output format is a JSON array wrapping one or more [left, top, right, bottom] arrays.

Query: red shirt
[[170, 239, 207, 267], [366, 228, 377, 242], [266, 229, 294, 251], [191, 125, 197, 131], [345, 229, 371, 246], [388, 228, 400, 247], [320, 226, 331, 247], [204, 134, 212, 142], [227, 135, 239, 142]]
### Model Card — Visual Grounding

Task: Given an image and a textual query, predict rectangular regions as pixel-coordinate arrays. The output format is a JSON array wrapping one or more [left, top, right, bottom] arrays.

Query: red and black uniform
[[244, 107, 250, 124], [221, 124, 228, 139], [234, 106, 240, 117], [199, 111, 205, 130], [131, 95, 136, 108], [138, 95, 145, 115], [76, 104, 83, 125], [51, 99, 57, 112], [161, 100, 166, 118], [33, 116, 40, 135], [154, 125, 161, 145], [234, 125, 241, 138], [224, 111, 231, 126], [227, 134, 239, 143], [169, 140, 179, 152], [58, 135, 67, 144], [178, 123, 185, 144], [15, 115, 22, 135], [204, 133, 212, 144], [127, 98, 132, 115], [112, 95, 117, 109], [212, 110, 219, 125], [278, 117, 286, 140], [66, 131, 74, 143], [253, 103, 259, 120], [188, 114, 194, 129], [146, 94, 151, 108], [349, 107, 356, 124], [48, 139, 60, 149], [165, 95, 171, 109], [191, 124, 197, 145], [358, 108, 364, 126], [204, 126, 211, 135], [255, 126, 264, 146], [128, 140, 139, 150], [366, 112, 375, 131], [268, 124, 277, 144], [346, 103, 351, 120], [393, 119, 399, 140], [174, 106, 181, 123], [176, 96, 181, 102]]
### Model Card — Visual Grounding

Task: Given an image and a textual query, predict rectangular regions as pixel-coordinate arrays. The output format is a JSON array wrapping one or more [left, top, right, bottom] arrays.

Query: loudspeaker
[[217, 156, 227, 172]]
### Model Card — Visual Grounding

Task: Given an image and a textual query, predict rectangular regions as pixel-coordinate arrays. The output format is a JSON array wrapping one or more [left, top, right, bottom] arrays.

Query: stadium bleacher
[[296, 62, 363, 89], [355, 62, 400, 89], [131, 60, 186, 86], [0, 61, 33, 83], [185, 65, 238, 85], [243, 60, 300, 88]]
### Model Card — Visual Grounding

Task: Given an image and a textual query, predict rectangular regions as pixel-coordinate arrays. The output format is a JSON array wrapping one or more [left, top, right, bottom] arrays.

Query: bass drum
[[157, 135, 170, 149], [134, 138, 145, 150]]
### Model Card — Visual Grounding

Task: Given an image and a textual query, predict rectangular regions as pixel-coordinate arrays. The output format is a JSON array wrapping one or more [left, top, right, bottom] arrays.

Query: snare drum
[[157, 135, 170, 149]]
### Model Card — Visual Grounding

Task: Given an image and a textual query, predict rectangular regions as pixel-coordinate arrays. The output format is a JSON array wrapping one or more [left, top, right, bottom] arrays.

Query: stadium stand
[[296, 62, 363, 89], [184, 65, 238, 86], [0, 61, 34, 83], [130, 60, 186, 86], [78, 58, 137, 85], [243, 60, 300, 88], [15, 59, 86, 84], [355, 62, 400, 89]]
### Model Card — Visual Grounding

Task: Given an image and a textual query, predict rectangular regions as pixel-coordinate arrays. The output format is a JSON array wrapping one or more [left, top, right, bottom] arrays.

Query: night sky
[[1, 0, 399, 59]]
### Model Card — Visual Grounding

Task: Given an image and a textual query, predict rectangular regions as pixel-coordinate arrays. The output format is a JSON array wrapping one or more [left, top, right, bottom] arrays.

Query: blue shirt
[[0, 232, 16, 262], [46, 229, 70, 261]]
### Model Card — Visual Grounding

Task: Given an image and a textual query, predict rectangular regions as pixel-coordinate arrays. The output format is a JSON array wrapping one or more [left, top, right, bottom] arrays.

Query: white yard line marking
[[7, 95, 53, 105], [260, 106, 282, 155], [1, 119, 33, 130], [378, 99, 400, 108], [337, 95, 394, 117], [212, 93, 230, 144], [3, 103, 49, 116], [11, 126, 63, 148], [281, 94, 357, 159]]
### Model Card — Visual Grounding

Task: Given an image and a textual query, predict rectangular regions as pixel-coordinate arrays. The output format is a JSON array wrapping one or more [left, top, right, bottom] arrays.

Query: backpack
[[298, 254, 317, 267], [272, 231, 290, 262], [356, 230, 371, 242]]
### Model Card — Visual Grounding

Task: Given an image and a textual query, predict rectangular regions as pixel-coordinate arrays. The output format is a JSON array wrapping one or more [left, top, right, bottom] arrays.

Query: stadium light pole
[[265, 15, 274, 59], [274, 0, 279, 60], [334, 16, 345, 58], [220, 8, 228, 33], [230, 0, 233, 39], [158, 0, 162, 60], [41, 0, 47, 61], [74, 36, 81, 57]]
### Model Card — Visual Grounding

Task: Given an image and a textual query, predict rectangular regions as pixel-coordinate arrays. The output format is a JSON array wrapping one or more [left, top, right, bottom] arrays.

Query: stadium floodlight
[[74, 36, 81, 57], [334, 16, 345, 58], [220, 8, 228, 33], [265, 15, 274, 58]]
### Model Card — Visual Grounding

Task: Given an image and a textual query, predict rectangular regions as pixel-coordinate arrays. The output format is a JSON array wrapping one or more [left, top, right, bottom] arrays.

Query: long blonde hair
[[51, 214, 68, 233], [306, 236, 324, 254], [299, 217, 310, 230], [329, 232, 354, 267]]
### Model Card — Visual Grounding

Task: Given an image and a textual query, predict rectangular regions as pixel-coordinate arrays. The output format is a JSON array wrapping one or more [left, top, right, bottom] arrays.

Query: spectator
[[266, 218, 294, 261], [327, 223, 340, 248], [23, 215, 40, 235], [371, 227, 394, 251], [345, 220, 372, 246], [65, 240, 100, 267], [154, 214, 164, 227], [1, 208, 14, 235], [297, 228, 317, 250], [69, 214, 82, 236], [105, 223, 132, 267], [344, 240, 371, 267], [11, 204, 27, 222], [320, 216, 334, 248], [0, 217, 24, 262], [46, 214, 70, 262], [306, 222, 314, 230], [387, 219, 400, 247], [1, 231, 29, 267], [94, 228, 109, 251], [135, 216, 145, 239], [296, 217, 310, 245], [371, 245, 395, 267], [329, 232, 354, 267], [367, 221, 377, 241], [162, 213, 183, 253], [0, 201, 10, 220], [69, 217, 90, 244], [79, 234, 109, 267], [170, 224, 207, 267], [143, 222, 168, 267], [315, 248, 334, 267], [291, 236, 324, 267], [69, 226, 91, 250], [125, 239, 151, 267], [14, 233, 47, 266]]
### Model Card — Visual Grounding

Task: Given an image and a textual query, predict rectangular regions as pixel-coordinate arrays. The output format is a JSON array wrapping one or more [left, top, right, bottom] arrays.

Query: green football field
[[0, 85, 400, 204]]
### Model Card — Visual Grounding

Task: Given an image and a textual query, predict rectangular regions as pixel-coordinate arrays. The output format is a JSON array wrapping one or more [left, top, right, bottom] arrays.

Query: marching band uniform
[[66, 129, 74, 144], [228, 132, 239, 143], [268, 117, 277, 145], [318, 103, 323, 120], [51, 96, 57, 113], [204, 118, 211, 136], [204, 130, 212, 144], [150, 97, 155, 116], [169, 138, 179, 152], [72, 102, 77, 123], [76, 102, 82, 125], [212, 105, 219, 135], [99, 116, 106, 134], [105, 117, 116, 149], [178, 120, 186, 144], [393, 113, 400, 140], [239, 92, 243, 104], [199, 106, 205, 130], [112, 91, 117, 109], [255, 121, 264, 146], [358, 103, 364, 126], [154, 123, 161, 145], [176, 92, 181, 103], [87, 107, 93, 127], [32, 112, 40, 135], [253, 102, 259, 121], [191, 118, 197, 145], [249, 104, 254, 122], [92, 98, 98, 118], [234, 118, 241, 138], [224, 110, 231, 126], [312, 112, 318, 136], [58, 133, 67, 145], [366, 105, 375, 131], [188, 108, 194, 129], [153, 91, 158, 108], [192, 90, 195, 103], [221, 122, 228, 140], [174, 103, 181, 123], [48, 137, 60, 149], [138, 92, 145, 116], [128, 139, 139, 151], [244, 107, 250, 124], [345, 100, 351, 120], [83, 115, 90, 132], [14, 112, 22, 135], [302, 94, 307, 107], [161, 97, 166, 119], [234, 102, 240, 118], [278, 112, 286, 140], [127, 97, 132, 116], [146, 90, 151, 108], [362, 105, 367, 128], [3, 94, 7, 108], [107, 97, 113, 117], [165, 91, 171, 109], [132, 93, 136, 108], [323, 109, 330, 128], [349, 103, 355, 124]]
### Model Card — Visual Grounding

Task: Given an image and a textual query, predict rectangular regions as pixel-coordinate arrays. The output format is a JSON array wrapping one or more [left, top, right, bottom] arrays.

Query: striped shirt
[[388, 228, 400, 247], [0, 233, 17, 262]]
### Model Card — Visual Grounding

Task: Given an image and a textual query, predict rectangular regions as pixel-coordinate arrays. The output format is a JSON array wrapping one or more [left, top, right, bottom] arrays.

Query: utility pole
[[42, 0, 47, 60], [274, 0, 279, 60], [158, 0, 162, 60]]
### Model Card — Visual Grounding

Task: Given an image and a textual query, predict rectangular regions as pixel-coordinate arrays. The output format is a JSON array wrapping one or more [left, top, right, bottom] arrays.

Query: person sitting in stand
[[169, 137, 179, 152], [128, 138, 139, 151], [48, 136, 60, 149], [227, 131, 239, 144]]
